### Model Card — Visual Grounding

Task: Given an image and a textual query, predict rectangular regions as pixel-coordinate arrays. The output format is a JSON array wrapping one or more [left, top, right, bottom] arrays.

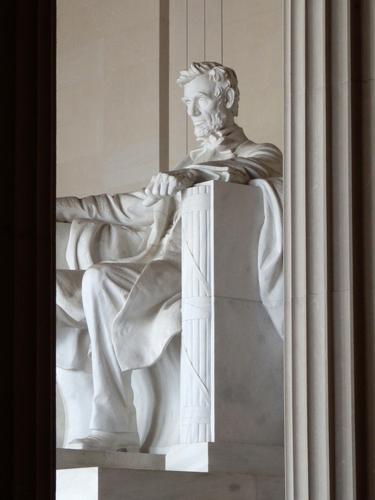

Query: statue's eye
[[198, 97, 207, 104]]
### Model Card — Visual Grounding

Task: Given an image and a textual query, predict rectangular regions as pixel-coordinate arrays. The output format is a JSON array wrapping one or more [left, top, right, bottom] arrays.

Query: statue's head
[[177, 62, 240, 140]]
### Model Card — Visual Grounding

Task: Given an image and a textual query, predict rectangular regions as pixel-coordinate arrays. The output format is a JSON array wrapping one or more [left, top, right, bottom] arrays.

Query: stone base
[[57, 448, 165, 470], [56, 467, 284, 500], [165, 442, 284, 475], [56, 447, 284, 500]]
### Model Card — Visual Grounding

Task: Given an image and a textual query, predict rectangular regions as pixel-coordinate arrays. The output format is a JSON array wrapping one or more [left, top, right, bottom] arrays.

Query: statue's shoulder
[[234, 139, 283, 178], [235, 140, 282, 164]]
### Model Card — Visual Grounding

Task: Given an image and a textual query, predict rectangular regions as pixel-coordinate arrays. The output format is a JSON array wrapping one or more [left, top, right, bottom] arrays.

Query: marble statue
[[56, 62, 283, 452]]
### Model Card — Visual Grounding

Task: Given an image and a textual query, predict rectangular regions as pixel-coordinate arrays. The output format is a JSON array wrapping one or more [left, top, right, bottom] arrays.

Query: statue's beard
[[193, 111, 226, 140]]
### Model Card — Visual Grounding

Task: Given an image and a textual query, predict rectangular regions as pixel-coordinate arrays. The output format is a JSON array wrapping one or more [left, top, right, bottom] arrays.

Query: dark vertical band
[[3, 1, 56, 498], [351, 1, 369, 498]]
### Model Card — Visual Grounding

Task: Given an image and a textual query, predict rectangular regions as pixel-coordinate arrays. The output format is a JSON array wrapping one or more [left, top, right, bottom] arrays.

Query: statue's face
[[182, 74, 233, 139]]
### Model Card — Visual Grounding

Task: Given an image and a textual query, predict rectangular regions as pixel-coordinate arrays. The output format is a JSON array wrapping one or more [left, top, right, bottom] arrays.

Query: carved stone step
[[56, 466, 284, 500]]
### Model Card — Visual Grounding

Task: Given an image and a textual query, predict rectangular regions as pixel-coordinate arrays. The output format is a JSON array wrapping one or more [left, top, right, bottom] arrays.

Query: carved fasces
[[180, 184, 213, 443]]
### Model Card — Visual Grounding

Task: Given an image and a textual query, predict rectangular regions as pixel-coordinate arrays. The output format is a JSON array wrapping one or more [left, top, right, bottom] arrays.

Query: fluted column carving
[[180, 184, 212, 443], [284, 1, 375, 499]]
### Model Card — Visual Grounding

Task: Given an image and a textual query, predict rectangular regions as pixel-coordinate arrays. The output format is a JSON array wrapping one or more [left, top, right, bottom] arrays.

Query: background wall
[[57, 0, 282, 196], [57, 0, 160, 196]]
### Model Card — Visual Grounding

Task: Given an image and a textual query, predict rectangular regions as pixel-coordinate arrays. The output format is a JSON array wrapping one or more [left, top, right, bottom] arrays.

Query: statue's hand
[[143, 171, 195, 206]]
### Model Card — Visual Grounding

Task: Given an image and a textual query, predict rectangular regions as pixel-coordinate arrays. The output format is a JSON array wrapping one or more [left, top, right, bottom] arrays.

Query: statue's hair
[[177, 61, 240, 116]]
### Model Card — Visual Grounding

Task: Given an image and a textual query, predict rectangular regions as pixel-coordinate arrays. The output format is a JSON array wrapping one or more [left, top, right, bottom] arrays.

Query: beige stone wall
[[57, 0, 160, 196], [57, 0, 282, 196], [223, 0, 283, 150]]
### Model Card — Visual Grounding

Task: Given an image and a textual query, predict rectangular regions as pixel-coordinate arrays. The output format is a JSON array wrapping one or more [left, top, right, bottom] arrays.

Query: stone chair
[[56, 180, 284, 474]]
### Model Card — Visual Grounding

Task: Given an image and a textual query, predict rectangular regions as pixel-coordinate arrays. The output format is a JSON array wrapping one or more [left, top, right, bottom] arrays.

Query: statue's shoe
[[67, 430, 140, 452]]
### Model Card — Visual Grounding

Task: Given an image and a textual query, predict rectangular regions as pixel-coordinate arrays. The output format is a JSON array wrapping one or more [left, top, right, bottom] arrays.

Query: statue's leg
[[78, 262, 143, 449], [56, 366, 93, 446], [56, 269, 89, 369], [56, 270, 92, 446]]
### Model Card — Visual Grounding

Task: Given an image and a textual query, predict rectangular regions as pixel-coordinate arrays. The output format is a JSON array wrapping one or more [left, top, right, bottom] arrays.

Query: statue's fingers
[[159, 179, 169, 196], [167, 177, 178, 195], [151, 182, 161, 197]]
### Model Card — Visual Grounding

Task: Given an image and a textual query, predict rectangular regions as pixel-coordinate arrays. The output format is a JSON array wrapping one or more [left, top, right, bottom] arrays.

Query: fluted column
[[284, 1, 374, 499], [180, 184, 212, 443]]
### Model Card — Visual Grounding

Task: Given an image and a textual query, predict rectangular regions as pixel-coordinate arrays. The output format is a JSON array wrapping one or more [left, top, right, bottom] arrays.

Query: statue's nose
[[188, 101, 200, 117]]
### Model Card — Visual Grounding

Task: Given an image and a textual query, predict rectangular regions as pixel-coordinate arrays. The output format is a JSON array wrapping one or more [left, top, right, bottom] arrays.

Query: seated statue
[[56, 61, 282, 452]]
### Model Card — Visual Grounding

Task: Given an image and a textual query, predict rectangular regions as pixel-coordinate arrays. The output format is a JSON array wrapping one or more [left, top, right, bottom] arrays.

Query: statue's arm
[[56, 191, 149, 225], [143, 160, 250, 206], [176, 160, 251, 185]]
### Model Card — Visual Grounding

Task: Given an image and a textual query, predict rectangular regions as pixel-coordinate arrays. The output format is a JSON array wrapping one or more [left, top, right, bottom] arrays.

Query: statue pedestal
[[56, 448, 284, 500]]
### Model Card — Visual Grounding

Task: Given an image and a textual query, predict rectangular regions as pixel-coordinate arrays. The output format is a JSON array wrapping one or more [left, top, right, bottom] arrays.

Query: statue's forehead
[[183, 74, 216, 98]]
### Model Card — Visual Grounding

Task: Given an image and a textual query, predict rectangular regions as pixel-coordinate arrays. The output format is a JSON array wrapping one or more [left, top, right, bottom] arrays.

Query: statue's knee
[[82, 264, 109, 292]]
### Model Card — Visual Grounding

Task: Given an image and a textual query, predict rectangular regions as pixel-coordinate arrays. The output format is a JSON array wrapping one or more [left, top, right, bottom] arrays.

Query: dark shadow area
[[3, 2, 56, 498]]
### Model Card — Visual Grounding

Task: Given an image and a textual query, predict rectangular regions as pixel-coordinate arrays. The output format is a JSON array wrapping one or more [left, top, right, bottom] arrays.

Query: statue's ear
[[225, 88, 235, 109]]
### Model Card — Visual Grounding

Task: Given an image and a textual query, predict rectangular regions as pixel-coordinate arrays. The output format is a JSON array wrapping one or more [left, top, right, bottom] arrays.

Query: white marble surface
[[166, 442, 284, 475], [211, 182, 263, 301], [180, 181, 284, 447], [57, 448, 165, 470], [213, 297, 284, 445], [56, 185, 283, 454], [57, 467, 284, 500], [56, 467, 98, 500], [99, 469, 257, 500], [57, 180, 283, 454], [56, 63, 283, 455]]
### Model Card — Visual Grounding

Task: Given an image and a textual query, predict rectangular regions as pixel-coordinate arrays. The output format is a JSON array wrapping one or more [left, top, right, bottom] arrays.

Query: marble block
[[56, 467, 284, 500], [165, 442, 284, 475], [57, 468, 98, 500], [56, 448, 165, 470], [180, 181, 284, 447]]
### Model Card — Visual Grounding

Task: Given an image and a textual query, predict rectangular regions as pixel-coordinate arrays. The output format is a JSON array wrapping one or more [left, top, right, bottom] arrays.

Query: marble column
[[284, 1, 375, 499]]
